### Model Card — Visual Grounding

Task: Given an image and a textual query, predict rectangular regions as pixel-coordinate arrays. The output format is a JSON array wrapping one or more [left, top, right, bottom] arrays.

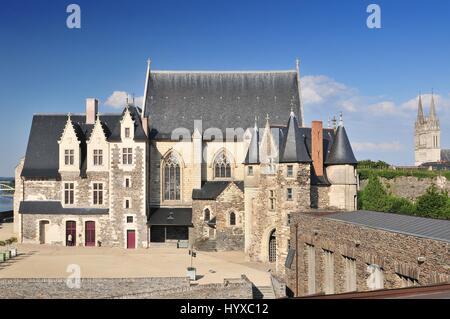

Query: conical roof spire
[[245, 116, 260, 164], [429, 90, 437, 121], [416, 94, 424, 124], [325, 124, 357, 165], [279, 111, 311, 163]]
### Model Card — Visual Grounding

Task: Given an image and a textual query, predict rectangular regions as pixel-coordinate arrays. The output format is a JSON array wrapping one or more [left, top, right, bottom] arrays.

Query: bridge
[[0, 182, 14, 197]]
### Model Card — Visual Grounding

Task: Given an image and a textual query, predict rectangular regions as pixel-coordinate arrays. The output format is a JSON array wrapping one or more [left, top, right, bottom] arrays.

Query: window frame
[[287, 188, 293, 201], [64, 149, 75, 166], [92, 183, 103, 205], [64, 182, 75, 205], [122, 148, 133, 165], [93, 149, 103, 166]]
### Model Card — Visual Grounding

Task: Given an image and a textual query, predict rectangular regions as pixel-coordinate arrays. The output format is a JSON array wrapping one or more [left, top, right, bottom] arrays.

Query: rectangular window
[[93, 183, 103, 205], [125, 199, 130, 209], [323, 249, 335, 294], [64, 183, 74, 205], [287, 165, 293, 177], [93, 150, 103, 166], [269, 190, 276, 210], [125, 178, 130, 188], [64, 150, 74, 166], [125, 128, 130, 138], [307, 244, 316, 295], [344, 256, 357, 292], [286, 213, 291, 226], [287, 188, 293, 201], [122, 148, 133, 165], [126, 216, 133, 223], [248, 166, 254, 176]]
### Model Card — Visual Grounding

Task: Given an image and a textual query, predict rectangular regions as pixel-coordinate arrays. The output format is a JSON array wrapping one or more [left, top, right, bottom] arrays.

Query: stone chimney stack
[[311, 120, 324, 176], [86, 98, 98, 124]]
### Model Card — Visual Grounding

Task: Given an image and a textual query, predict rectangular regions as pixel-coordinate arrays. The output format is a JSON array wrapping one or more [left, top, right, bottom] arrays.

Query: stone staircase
[[252, 285, 276, 299]]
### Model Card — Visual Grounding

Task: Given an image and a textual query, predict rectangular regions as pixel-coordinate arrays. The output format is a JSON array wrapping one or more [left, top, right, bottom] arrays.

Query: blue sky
[[1, 0, 450, 176]]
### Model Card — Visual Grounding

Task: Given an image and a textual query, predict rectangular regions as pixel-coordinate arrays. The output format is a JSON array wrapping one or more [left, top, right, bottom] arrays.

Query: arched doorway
[[269, 229, 277, 263], [39, 221, 49, 244]]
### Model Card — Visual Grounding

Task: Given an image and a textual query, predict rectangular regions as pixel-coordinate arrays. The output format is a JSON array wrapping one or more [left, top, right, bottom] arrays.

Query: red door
[[85, 221, 95, 246], [66, 221, 76, 246], [127, 230, 136, 249]]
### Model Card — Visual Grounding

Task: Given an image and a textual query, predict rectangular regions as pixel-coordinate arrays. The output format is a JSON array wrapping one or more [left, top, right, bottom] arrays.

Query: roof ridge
[[151, 70, 296, 74]]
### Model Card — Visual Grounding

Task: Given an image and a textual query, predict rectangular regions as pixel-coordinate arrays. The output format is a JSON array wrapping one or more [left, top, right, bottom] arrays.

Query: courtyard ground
[[0, 223, 272, 286]]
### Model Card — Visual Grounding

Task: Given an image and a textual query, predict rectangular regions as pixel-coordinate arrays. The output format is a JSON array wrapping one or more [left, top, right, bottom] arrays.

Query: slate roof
[[192, 181, 244, 200], [108, 106, 147, 142], [148, 207, 193, 226], [325, 210, 450, 243], [279, 113, 312, 163], [441, 149, 450, 162], [144, 71, 301, 138], [19, 201, 109, 215], [324, 125, 357, 165], [21, 106, 145, 179]]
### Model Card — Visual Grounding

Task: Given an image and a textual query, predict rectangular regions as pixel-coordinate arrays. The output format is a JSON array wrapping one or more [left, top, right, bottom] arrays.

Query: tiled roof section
[[148, 207, 192, 226], [21, 106, 146, 179], [144, 71, 301, 138], [325, 210, 450, 243], [19, 201, 109, 215], [108, 106, 147, 142], [192, 181, 244, 200], [325, 126, 357, 165], [441, 149, 450, 162]]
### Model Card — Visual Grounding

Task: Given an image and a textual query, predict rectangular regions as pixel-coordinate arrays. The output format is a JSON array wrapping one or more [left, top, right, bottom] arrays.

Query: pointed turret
[[416, 94, 425, 124], [279, 111, 311, 163], [429, 92, 438, 122], [325, 120, 357, 165], [245, 117, 260, 164]]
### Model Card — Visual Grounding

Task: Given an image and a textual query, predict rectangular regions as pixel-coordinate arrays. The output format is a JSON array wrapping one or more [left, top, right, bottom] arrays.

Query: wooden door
[[127, 230, 136, 249], [85, 221, 95, 246], [66, 221, 76, 246]]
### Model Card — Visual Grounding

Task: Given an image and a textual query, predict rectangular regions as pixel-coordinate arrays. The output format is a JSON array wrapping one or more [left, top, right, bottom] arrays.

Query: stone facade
[[191, 183, 245, 251], [286, 213, 450, 297]]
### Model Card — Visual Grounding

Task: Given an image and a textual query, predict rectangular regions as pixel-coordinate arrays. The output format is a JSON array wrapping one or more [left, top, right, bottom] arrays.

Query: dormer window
[[64, 150, 74, 166], [125, 127, 130, 138], [93, 150, 103, 166]]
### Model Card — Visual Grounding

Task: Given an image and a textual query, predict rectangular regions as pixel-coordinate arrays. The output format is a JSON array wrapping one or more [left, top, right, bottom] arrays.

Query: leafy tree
[[359, 176, 391, 212], [415, 185, 450, 219]]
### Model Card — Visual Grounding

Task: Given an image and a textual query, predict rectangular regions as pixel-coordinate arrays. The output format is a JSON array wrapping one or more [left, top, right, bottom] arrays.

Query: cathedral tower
[[415, 93, 441, 166]]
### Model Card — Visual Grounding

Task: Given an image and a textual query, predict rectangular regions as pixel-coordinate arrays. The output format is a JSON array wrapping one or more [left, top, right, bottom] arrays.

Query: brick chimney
[[311, 121, 324, 176], [86, 98, 98, 124]]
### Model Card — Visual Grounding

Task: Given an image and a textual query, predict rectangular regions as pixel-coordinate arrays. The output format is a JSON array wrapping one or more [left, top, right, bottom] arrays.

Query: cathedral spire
[[429, 90, 437, 122], [416, 93, 424, 124]]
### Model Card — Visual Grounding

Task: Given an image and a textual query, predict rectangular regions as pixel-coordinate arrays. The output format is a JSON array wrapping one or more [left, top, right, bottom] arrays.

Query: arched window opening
[[214, 153, 231, 178], [269, 229, 277, 263], [163, 153, 181, 200], [229, 212, 236, 226], [204, 208, 211, 222]]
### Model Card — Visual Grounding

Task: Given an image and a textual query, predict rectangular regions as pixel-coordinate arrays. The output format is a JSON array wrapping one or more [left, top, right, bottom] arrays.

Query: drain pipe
[[295, 223, 299, 297]]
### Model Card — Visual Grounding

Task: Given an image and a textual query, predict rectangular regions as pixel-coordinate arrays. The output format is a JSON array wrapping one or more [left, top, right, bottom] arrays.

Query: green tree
[[359, 176, 391, 212], [415, 185, 450, 219]]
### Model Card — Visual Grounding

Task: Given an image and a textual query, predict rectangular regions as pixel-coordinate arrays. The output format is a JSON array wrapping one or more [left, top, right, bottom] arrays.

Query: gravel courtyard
[[0, 241, 272, 286]]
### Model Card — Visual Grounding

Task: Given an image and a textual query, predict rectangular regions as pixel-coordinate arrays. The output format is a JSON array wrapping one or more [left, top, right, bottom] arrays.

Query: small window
[[229, 212, 236, 226], [286, 213, 291, 226], [126, 216, 133, 223], [125, 178, 131, 188], [125, 199, 130, 209], [125, 127, 130, 138], [64, 149, 74, 166], [93, 183, 103, 205], [123, 148, 133, 165], [93, 149, 103, 166], [287, 165, 293, 177], [64, 182, 75, 205], [269, 190, 276, 210], [287, 188, 293, 201], [204, 208, 210, 222], [248, 166, 254, 176]]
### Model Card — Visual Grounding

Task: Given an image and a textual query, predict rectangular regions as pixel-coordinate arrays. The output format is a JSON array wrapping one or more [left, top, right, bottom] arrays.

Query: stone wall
[[247, 163, 311, 275], [360, 176, 449, 201], [0, 277, 190, 299], [192, 183, 245, 251], [310, 185, 330, 209], [286, 212, 450, 297]]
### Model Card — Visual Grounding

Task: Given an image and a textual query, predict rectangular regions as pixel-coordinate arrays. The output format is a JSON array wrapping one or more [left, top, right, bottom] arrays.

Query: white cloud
[[352, 141, 404, 152], [301, 75, 351, 105], [104, 91, 144, 109], [367, 101, 398, 115]]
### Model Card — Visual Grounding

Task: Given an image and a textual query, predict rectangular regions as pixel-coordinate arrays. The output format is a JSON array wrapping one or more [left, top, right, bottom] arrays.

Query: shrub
[[386, 196, 415, 215], [415, 185, 450, 219], [0, 241, 5, 246]]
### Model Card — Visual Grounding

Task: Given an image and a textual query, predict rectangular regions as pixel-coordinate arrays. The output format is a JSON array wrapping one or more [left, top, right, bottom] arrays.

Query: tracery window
[[214, 153, 231, 178], [164, 153, 181, 200]]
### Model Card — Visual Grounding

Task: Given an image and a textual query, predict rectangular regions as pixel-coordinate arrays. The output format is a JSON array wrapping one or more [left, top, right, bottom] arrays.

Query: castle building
[[415, 94, 450, 166], [14, 61, 358, 272]]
